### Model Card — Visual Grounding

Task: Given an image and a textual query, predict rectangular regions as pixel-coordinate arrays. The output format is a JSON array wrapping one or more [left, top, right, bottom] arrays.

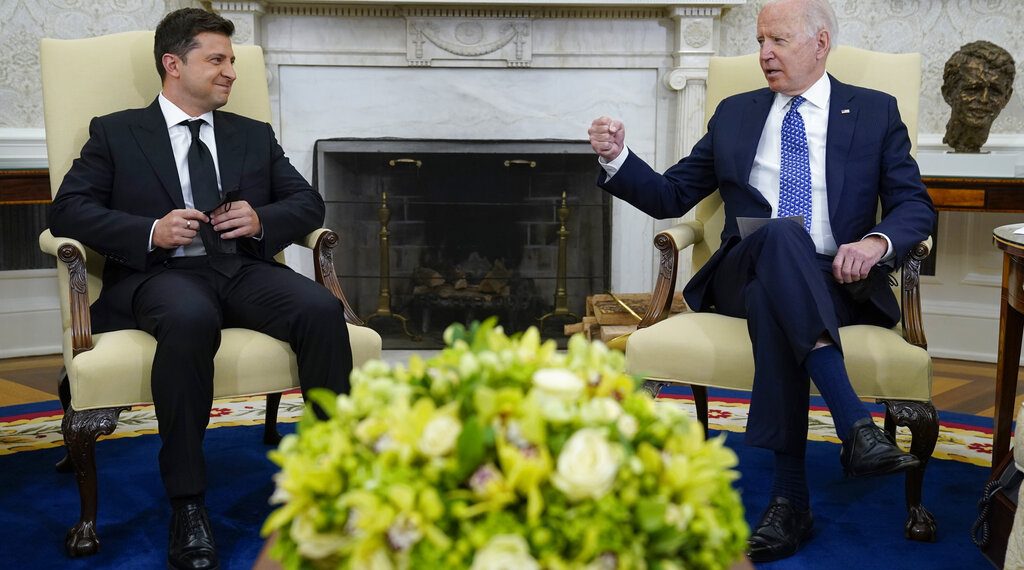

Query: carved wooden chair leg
[[55, 370, 74, 473], [264, 393, 283, 445], [640, 380, 664, 398], [881, 399, 939, 542], [691, 384, 710, 438], [62, 405, 127, 556]]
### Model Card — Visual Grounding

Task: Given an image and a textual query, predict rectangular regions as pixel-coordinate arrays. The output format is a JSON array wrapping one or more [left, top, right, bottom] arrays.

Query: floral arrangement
[[263, 320, 748, 569]]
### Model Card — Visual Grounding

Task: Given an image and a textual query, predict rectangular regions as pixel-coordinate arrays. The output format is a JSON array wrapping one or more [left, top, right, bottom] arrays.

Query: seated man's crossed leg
[[709, 221, 919, 563]]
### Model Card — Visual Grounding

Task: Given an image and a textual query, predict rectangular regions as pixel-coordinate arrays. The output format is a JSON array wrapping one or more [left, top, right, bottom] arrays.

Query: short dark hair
[[154, 8, 234, 81]]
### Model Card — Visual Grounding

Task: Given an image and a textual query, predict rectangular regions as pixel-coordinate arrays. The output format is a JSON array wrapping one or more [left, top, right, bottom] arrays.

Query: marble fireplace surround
[[214, 0, 747, 292]]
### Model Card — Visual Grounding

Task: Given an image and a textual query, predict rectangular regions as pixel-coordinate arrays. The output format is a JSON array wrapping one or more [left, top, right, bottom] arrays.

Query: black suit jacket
[[600, 75, 936, 325], [50, 98, 325, 332]]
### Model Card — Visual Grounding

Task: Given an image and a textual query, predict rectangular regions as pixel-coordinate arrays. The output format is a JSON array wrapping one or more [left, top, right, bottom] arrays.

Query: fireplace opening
[[315, 139, 610, 348]]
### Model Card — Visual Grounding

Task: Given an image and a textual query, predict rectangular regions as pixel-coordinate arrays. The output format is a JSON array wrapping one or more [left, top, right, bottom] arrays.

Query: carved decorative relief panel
[[407, 18, 532, 67]]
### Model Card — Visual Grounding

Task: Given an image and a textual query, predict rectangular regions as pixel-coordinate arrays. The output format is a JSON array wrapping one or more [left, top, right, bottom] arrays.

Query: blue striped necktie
[[778, 95, 811, 232]]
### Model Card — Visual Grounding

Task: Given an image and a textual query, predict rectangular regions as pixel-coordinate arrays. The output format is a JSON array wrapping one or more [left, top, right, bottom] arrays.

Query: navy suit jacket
[[49, 98, 325, 333], [600, 75, 936, 325]]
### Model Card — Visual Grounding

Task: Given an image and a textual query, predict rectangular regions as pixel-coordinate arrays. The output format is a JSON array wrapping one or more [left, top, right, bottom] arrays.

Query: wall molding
[[0, 128, 47, 169]]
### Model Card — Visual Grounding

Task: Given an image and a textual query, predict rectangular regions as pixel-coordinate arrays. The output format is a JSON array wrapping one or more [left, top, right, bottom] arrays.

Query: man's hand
[[209, 200, 261, 239], [589, 116, 626, 161], [153, 208, 207, 249], [833, 235, 887, 283]]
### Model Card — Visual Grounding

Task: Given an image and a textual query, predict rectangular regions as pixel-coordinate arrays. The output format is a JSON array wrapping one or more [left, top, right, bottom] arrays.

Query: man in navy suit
[[589, 0, 935, 562], [49, 8, 351, 570]]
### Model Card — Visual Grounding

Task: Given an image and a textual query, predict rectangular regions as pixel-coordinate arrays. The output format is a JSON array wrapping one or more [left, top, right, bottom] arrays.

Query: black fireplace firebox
[[314, 139, 610, 348]]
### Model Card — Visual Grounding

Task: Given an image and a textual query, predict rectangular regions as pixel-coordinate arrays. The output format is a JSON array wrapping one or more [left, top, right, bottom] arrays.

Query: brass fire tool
[[538, 191, 579, 329], [363, 188, 420, 341]]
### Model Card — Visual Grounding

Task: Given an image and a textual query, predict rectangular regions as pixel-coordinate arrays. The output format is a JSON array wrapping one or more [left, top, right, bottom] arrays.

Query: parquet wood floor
[[1, 354, 1020, 417]]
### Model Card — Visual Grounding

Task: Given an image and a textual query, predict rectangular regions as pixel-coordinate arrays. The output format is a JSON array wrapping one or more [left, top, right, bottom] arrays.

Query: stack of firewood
[[564, 292, 686, 342]]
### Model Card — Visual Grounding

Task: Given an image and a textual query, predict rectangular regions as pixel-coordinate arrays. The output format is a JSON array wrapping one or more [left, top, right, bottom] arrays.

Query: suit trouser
[[708, 221, 885, 454], [132, 256, 353, 499]]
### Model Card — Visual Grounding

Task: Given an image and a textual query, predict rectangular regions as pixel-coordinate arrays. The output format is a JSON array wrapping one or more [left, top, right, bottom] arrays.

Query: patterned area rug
[[0, 390, 994, 466]]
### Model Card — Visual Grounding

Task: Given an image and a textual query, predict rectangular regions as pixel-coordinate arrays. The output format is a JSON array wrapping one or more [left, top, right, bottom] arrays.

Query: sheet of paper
[[737, 216, 804, 239]]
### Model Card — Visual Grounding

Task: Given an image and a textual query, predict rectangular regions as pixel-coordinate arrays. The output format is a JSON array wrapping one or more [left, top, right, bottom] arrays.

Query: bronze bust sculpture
[[941, 41, 1015, 153]]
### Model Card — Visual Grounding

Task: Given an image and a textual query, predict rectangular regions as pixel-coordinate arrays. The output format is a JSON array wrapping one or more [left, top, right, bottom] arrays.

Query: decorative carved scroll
[[58, 243, 93, 355], [313, 230, 363, 325]]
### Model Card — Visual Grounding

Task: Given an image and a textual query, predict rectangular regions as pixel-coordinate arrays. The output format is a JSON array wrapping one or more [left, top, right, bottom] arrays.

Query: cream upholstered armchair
[[39, 31, 382, 556], [611, 47, 937, 542]]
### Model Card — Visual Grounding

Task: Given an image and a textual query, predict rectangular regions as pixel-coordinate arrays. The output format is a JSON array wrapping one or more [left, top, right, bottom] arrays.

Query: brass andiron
[[363, 190, 420, 341], [538, 191, 579, 329]]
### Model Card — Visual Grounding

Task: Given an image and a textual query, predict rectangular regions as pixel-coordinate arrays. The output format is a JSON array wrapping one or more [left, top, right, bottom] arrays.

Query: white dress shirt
[[151, 93, 224, 257], [749, 72, 836, 255]]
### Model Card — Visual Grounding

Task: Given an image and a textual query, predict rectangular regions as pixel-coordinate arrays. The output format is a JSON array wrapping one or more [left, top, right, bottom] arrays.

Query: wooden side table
[[992, 223, 1024, 471]]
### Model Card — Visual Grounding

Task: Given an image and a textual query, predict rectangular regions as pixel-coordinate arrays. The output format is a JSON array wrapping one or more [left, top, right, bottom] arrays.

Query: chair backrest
[[40, 31, 272, 325], [692, 46, 922, 271]]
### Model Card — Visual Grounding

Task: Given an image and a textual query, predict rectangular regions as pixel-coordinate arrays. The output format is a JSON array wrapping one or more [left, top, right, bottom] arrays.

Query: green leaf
[[455, 416, 488, 479]]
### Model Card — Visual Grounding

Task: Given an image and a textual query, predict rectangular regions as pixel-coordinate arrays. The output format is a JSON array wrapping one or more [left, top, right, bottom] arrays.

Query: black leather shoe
[[840, 417, 921, 478], [746, 496, 813, 563], [168, 503, 219, 570]]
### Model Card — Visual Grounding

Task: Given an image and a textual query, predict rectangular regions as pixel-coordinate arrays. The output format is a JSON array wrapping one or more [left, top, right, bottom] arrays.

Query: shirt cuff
[[598, 147, 630, 180], [148, 220, 158, 252], [866, 232, 893, 262]]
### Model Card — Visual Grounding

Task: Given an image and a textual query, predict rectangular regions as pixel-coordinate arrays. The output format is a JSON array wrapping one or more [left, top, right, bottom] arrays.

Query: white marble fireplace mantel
[[213, 0, 747, 293]]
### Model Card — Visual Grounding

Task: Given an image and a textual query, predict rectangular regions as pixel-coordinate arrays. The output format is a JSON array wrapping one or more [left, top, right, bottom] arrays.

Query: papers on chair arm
[[737, 216, 804, 239]]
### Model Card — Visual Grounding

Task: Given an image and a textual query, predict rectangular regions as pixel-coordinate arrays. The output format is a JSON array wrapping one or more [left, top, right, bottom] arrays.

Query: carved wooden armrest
[[899, 236, 932, 350], [300, 228, 364, 326], [639, 220, 704, 329], [39, 229, 94, 355]]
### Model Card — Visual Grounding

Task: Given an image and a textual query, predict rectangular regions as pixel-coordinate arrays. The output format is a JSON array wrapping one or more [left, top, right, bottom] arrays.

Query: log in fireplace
[[314, 139, 610, 347]]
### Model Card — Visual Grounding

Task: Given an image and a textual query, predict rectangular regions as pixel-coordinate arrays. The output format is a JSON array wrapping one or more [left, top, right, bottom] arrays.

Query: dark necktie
[[778, 95, 812, 233], [182, 119, 239, 273]]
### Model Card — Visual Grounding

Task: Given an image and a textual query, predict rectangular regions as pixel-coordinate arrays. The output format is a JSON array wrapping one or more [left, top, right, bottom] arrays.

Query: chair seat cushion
[[625, 312, 931, 401], [66, 324, 382, 411]]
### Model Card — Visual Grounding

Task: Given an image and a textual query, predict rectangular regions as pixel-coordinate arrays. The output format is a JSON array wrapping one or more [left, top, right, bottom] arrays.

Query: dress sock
[[804, 344, 871, 441], [771, 451, 809, 512]]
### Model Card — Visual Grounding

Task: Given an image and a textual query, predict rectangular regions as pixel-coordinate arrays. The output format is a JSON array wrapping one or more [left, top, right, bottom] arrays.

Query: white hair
[[763, 0, 839, 49]]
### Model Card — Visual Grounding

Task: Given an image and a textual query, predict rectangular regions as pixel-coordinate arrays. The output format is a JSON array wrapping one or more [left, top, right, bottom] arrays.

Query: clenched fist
[[589, 116, 626, 161]]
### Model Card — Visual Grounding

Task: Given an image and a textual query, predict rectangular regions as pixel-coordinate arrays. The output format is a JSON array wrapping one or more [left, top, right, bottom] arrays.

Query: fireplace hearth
[[315, 139, 610, 348]]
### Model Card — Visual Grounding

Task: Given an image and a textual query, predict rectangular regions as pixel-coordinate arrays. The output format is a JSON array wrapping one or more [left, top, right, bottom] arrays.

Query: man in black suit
[[49, 8, 352, 570], [589, 0, 935, 562]]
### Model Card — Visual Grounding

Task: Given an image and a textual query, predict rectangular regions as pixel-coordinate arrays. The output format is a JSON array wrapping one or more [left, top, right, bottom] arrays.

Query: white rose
[[532, 368, 585, 401], [418, 415, 462, 457], [534, 392, 574, 423], [580, 397, 623, 425], [616, 414, 639, 440], [552, 428, 621, 501], [470, 535, 540, 570]]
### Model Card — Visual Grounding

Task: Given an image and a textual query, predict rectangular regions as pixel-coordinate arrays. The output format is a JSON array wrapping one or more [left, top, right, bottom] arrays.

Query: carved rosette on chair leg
[[882, 399, 939, 542], [264, 393, 283, 445], [640, 380, 665, 398], [61, 405, 128, 556]]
